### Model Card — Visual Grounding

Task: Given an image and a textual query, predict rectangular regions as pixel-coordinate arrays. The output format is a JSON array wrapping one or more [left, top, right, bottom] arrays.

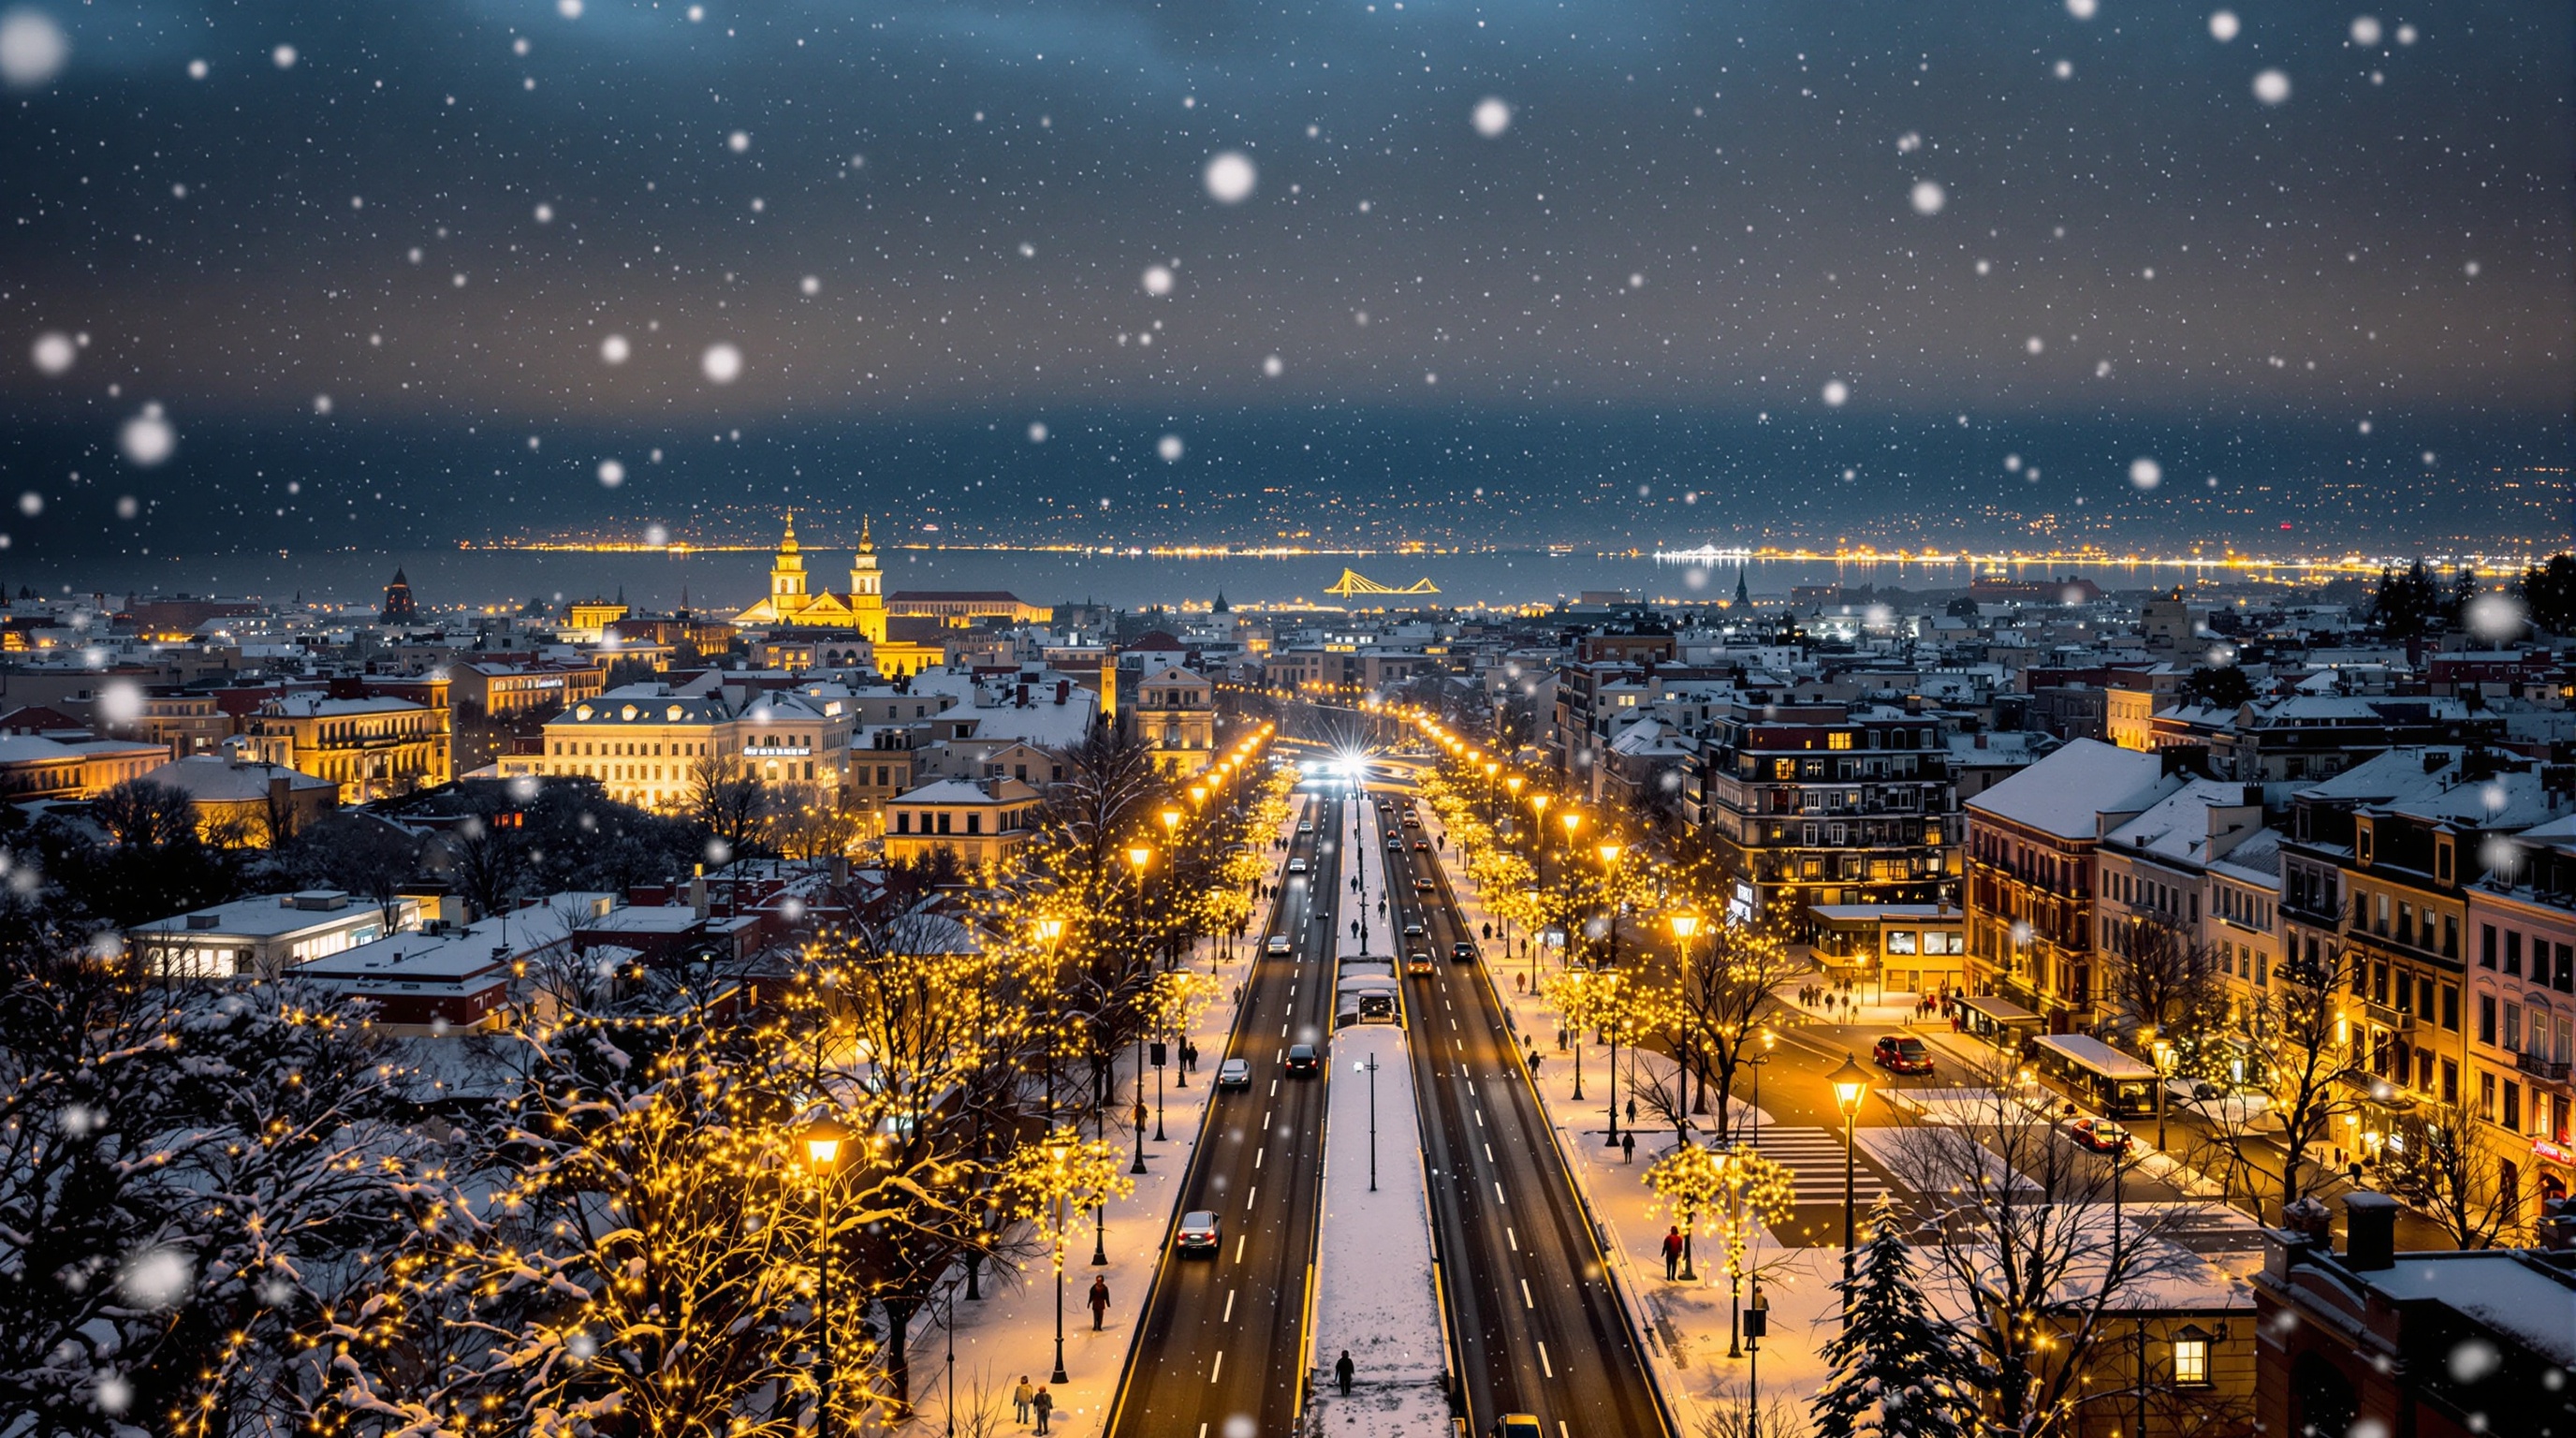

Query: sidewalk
[[900, 801, 1302, 1438]]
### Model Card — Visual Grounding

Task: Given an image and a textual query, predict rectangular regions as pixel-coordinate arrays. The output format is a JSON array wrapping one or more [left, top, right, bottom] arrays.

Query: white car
[[1297, 820, 1314, 834], [1266, 934, 1292, 955], [1287, 858, 1309, 873]]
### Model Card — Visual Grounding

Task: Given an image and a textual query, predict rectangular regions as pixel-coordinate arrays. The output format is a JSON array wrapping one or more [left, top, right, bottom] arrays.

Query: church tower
[[846, 516, 888, 643], [768, 513, 811, 616]]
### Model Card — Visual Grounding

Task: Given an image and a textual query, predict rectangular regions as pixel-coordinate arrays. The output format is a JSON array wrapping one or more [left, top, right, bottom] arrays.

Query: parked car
[[1451, 940, 1478, 963], [1266, 934, 1292, 956], [1216, 1058, 1251, 1088], [1287, 858, 1309, 873], [1285, 1042, 1320, 1075], [1177, 1210, 1222, 1254], [2064, 1116, 2133, 1154], [1871, 1034, 1934, 1075]]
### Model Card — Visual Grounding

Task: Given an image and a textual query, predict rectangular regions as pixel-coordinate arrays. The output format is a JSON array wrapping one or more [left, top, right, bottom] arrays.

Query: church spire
[[858, 514, 875, 554], [780, 510, 800, 553]]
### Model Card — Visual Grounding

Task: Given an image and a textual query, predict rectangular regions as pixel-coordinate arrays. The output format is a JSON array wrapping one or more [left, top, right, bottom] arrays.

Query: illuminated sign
[[2536, 1138, 2575, 1166], [742, 745, 813, 757]]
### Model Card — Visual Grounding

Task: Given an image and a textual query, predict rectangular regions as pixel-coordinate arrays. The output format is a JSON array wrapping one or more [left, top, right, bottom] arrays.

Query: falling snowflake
[[119, 1249, 194, 1310], [2208, 10, 2240, 40], [271, 43, 297, 69], [600, 333, 631, 364], [1822, 379, 1850, 407], [121, 405, 177, 467], [1028, 421, 1048, 443], [597, 459, 626, 488], [30, 331, 74, 375], [1157, 434, 1185, 462], [1141, 264, 1175, 297], [1262, 355, 1284, 377], [2130, 457, 2162, 489], [1471, 96, 1513, 138], [727, 129, 751, 153], [0, 8, 67, 89], [1203, 151, 1256, 204], [2252, 69, 2291, 104], [2349, 15, 2382, 46], [700, 343, 743, 384], [1910, 181, 1947, 215], [2466, 594, 2525, 642]]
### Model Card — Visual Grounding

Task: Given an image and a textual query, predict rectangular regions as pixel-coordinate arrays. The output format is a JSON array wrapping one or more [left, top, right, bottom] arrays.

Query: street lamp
[[1045, 1130, 1074, 1385], [1829, 1053, 1871, 1321], [1529, 793, 1553, 888], [1124, 844, 1153, 1177], [803, 1114, 856, 1437], [1034, 918, 1066, 1124], [1670, 913, 1702, 1117], [2152, 1036, 2176, 1152]]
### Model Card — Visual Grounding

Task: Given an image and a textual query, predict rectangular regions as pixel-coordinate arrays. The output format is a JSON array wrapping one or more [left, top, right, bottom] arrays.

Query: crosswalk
[[1729, 1125, 1896, 1207]]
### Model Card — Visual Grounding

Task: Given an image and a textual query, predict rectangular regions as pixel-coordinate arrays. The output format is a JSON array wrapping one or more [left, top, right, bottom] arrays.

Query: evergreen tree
[[1811, 1198, 1977, 1438], [2369, 560, 2441, 639], [2518, 553, 2576, 635]]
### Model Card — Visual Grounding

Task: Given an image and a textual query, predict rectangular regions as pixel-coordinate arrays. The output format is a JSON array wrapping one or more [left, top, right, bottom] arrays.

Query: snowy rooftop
[[2363, 1253, 2576, 1368], [1967, 738, 2178, 840], [2103, 778, 2263, 867]]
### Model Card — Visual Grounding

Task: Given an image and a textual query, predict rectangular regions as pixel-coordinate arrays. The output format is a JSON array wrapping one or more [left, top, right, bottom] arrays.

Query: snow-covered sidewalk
[[901, 803, 1305, 1438]]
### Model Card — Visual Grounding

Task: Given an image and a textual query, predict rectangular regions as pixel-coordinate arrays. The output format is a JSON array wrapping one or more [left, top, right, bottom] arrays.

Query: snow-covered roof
[[140, 754, 335, 800], [2102, 779, 2262, 868], [1967, 739, 2178, 840]]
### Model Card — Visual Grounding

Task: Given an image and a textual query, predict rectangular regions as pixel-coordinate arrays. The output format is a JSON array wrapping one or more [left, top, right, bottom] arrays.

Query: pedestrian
[[1661, 1225, 1685, 1280], [1183, 1040, 1198, 1073], [1032, 1386, 1054, 1434], [1087, 1274, 1111, 1331], [1528, 1047, 1544, 1074], [1622, 1130, 1636, 1165], [1335, 1350, 1356, 1397], [1013, 1376, 1033, 1426]]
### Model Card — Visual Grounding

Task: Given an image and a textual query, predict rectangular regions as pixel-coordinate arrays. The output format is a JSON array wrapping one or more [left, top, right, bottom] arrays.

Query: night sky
[[2, 0, 2569, 585]]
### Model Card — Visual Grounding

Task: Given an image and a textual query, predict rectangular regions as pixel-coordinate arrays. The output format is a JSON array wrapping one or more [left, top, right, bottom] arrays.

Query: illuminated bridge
[[1323, 568, 1440, 597]]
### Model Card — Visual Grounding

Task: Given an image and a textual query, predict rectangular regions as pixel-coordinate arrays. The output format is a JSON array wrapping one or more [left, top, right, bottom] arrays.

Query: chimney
[[2343, 1191, 2398, 1270], [688, 866, 710, 919], [269, 773, 292, 812], [1974, 731, 1989, 750]]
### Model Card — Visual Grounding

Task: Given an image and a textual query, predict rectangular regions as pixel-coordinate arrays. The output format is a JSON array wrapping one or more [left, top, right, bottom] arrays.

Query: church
[[730, 513, 891, 640]]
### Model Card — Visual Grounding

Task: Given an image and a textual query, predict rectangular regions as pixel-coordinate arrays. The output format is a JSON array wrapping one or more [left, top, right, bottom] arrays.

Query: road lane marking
[[1508, 1226, 1517, 1251], [1522, 1278, 1535, 1309], [1539, 1343, 1554, 1379], [1494, 1181, 1506, 1205], [1255, 1146, 1266, 1168], [1210, 1351, 1224, 1384], [1234, 1235, 1246, 1263], [1484, 1142, 1494, 1163], [1246, 1185, 1257, 1210], [1224, 1289, 1236, 1322], [1281, 1024, 1289, 1037]]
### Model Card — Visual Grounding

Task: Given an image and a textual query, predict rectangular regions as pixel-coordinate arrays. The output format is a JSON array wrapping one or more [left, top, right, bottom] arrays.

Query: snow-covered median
[[1308, 1021, 1454, 1435]]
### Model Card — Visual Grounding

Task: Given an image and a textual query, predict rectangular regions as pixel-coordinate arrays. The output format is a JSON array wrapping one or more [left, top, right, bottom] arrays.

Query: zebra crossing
[[1729, 1125, 1897, 1207]]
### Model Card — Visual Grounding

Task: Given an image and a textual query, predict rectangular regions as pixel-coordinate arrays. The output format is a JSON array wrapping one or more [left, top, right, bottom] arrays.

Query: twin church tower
[[728, 513, 889, 643]]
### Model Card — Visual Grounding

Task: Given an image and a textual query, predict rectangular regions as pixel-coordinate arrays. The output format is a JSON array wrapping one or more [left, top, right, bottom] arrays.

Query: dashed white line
[[1507, 1226, 1518, 1251], [1245, 1185, 1258, 1210], [1255, 1147, 1266, 1169], [1210, 1351, 1224, 1384], [1494, 1181, 1507, 1206], [1539, 1343, 1554, 1379], [1484, 1142, 1495, 1163], [1234, 1235, 1246, 1263], [1521, 1278, 1535, 1309], [1223, 1289, 1237, 1323]]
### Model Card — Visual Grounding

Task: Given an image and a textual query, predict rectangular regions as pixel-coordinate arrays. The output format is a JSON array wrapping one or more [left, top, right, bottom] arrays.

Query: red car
[[1872, 1034, 1933, 1075], [2065, 1117, 2134, 1154]]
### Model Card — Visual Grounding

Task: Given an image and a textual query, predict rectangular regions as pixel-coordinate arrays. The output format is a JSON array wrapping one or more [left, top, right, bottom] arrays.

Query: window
[[2443, 985, 2461, 1032], [2174, 1338, 2210, 1387], [1828, 731, 1853, 750], [2508, 932, 2524, 977], [1887, 930, 1919, 955], [2505, 1081, 2523, 1132], [2480, 995, 2497, 1045], [2483, 924, 2499, 969]]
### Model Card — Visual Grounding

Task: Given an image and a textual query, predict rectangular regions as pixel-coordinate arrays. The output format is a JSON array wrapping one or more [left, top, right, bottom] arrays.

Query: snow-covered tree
[[1810, 1197, 1977, 1438]]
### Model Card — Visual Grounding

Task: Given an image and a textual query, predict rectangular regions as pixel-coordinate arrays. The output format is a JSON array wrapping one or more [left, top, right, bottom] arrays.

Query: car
[[1412, 877, 1433, 894], [1176, 1209, 1222, 1254], [1452, 940, 1478, 963], [1406, 951, 1435, 976], [1871, 1034, 1934, 1075], [2065, 1117, 2133, 1154], [1216, 1058, 1251, 1088], [1403, 814, 1422, 828], [1494, 1416, 1544, 1438], [1412, 838, 1431, 851], [1387, 836, 1406, 850], [1287, 857, 1309, 873], [1403, 922, 1427, 941], [1285, 1043, 1320, 1075], [1297, 820, 1314, 834], [1266, 934, 1292, 956]]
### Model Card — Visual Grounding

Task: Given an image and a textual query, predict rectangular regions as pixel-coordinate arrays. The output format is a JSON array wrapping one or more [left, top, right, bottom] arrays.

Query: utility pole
[[1365, 1052, 1381, 1191]]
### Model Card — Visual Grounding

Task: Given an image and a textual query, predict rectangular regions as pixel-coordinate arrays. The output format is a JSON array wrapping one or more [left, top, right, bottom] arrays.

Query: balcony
[[2517, 1049, 2573, 1083], [2360, 1000, 2415, 1033]]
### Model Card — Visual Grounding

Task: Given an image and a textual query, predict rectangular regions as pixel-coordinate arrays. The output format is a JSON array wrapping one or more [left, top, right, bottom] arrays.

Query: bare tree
[[2382, 1100, 2522, 1249], [689, 752, 769, 859], [1884, 1051, 2208, 1438], [91, 778, 200, 849], [437, 811, 522, 922], [2102, 912, 2230, 1059], [1678, 916, 1805, 1145], [2188, 934, 2363, 1216]]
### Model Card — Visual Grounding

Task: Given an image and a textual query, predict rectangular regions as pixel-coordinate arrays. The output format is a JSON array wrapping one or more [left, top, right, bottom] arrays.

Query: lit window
[[2174, 1338, 2210, 1387], [1827, 731, 1854, 750]]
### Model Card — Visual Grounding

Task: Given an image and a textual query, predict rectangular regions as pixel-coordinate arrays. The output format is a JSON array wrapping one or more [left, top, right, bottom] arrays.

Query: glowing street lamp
[[803, 1114, 856, 1436], [1829, 1054, 1871, 1319]]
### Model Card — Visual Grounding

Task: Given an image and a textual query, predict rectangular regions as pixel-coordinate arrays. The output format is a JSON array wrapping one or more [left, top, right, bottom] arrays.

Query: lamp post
[[1046, 1131, 1073, 1385], [1034, 917, 1066, 1126], [1748, 1029, 1775, 1148], [2152, 1035, 2176, 1152], [803, 1115, 855, 1438], [1365, 1052, 1381, 1192], [1829, 1053, 1871, 1324], [1670, 913, 1703, 1121], [1529, 794, 1553, 889], [1126, 845, 1153, 1178]]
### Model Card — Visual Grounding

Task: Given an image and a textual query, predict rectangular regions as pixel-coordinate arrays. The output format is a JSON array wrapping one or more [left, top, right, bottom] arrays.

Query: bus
[[2026, 1034, 2158, 1119], [1334, 953, 1402, 1028]]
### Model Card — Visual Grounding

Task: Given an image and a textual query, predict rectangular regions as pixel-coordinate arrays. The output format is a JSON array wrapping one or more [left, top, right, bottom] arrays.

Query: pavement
[[898, 795, 1307, 1438]]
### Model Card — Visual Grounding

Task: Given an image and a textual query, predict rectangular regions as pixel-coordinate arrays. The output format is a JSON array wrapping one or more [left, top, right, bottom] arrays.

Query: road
[[1375, 790, 1673, 1438], [1105, 788, 1343, 1438]]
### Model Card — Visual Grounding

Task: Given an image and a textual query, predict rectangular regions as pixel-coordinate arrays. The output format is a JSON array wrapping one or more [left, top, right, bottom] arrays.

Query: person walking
[[1087, 1274, 1111, 1331], [1622, 1130, 1636, 1165], [1661, 1225, 1685, 1280], [1012, 1377, 1033, 1426], [1031, 1386, 1054, 1434], [1335, 1350, 1356, 1397]]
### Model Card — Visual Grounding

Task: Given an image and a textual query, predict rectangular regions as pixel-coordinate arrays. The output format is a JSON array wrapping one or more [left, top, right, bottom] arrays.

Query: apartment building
[[1691, 698, 1959, 925]]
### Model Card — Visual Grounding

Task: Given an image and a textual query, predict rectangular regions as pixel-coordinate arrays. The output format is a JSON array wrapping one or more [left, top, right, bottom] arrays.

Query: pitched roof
[[1966, 738, 2179, 840]]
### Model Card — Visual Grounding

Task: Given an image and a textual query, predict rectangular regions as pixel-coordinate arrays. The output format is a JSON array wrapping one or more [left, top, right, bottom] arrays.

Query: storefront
[[1808, 902, 1968, 998]]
